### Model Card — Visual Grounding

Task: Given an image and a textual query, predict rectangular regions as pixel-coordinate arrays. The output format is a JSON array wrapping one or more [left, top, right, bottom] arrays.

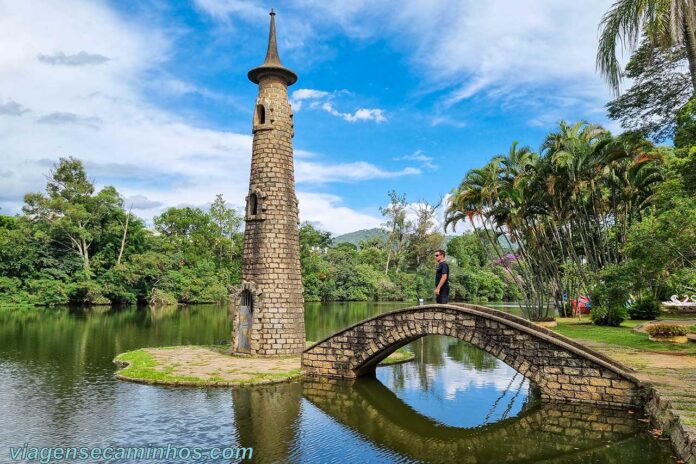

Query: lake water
[[0, 302, 674, 463]]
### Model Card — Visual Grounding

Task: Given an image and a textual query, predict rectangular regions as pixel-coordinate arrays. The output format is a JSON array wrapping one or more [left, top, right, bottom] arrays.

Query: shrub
[[590, 305, 627, 327], [149, 288, 178, 306], [67, 281, 112, 305], [646, 324, 689, 337], [675, 96, 696, 148], [690, 324, 696, 334], [590, 265, 632, 326], [27, 278, 69, 306], [628, 297, 662, 320]]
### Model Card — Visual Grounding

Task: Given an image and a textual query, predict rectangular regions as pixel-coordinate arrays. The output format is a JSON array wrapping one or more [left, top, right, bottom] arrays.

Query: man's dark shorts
[[436, 286, 449, 304]]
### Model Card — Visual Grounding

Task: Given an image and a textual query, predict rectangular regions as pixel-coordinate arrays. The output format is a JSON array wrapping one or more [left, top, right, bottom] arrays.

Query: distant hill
[[333, 228, 458, 247], [333, 228, 386, 246]]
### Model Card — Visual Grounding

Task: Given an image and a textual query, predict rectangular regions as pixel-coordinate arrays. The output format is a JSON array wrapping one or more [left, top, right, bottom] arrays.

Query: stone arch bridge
[[302, 304, 643, 408]]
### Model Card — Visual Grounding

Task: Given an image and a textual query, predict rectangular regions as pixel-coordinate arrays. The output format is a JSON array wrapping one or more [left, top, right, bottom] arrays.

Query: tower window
[[245, 188, 266, 220], [249, 193, 258, 215], [255, 104, 266, 125]]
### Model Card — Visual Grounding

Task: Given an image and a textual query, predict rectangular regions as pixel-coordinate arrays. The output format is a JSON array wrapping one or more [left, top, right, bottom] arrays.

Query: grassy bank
[[553, 318, 696, 354]]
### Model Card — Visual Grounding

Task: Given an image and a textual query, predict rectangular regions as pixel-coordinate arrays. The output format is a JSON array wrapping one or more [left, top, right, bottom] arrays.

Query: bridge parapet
[[302, 304, 644, 408]]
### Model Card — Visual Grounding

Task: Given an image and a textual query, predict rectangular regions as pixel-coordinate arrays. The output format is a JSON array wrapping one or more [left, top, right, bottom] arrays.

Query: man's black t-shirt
[[435, 261, 449, 289]]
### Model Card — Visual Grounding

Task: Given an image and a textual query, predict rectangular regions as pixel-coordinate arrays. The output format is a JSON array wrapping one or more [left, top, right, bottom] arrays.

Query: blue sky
[[0, 0, 617, 234]]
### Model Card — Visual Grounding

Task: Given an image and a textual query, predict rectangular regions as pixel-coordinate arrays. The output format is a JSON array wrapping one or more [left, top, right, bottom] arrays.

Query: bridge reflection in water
[[303, 378, 643, 464], [231, 337, 669, 464]]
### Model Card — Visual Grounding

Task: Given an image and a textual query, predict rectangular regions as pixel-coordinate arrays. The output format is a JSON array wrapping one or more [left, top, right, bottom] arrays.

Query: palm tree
[[446, 122, 664, 321], [597, 0, 696, 93]]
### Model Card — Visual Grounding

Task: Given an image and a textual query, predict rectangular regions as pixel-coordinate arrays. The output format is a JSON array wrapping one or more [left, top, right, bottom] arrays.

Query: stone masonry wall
[[239, 74, 305, 356], [302, 304, 643, 407]]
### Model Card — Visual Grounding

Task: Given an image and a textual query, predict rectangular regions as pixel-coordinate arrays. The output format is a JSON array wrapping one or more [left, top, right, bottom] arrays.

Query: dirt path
[[144, 346, 301, 383]]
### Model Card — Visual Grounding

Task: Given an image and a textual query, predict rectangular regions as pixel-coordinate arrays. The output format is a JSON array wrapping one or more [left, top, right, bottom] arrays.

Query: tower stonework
[[234, 11, 305, 356]]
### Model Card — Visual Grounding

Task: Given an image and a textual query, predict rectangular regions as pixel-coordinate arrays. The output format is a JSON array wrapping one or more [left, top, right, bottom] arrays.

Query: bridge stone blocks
[[302, 304, 644, 408]]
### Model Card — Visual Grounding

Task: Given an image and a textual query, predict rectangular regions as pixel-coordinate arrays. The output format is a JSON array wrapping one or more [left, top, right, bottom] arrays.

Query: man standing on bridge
[[434, 249, 449, 304]]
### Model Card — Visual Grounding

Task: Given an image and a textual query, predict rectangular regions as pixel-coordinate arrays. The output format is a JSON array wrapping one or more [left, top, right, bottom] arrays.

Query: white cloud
[[192, 0, 267, 22], [321, 101, 387, 123], [394, 150, 437, 170], [37, 50, 111, 66], [198, 0, 615, 127], [430, 116, 467, 128], [37, 112, 102, 128], [296, 160, 419, 184], [0, 99, 29, 116], [0, 0, 383, 233], [343, 107, 386, 123], [297, 192, 382, 234], [124, 195, 163, 210], [290, 88, 330, 110], [289, 87, 386, 122]]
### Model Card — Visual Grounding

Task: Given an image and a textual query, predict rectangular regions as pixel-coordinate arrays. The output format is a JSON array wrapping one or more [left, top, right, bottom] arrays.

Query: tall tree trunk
[[116, 210, 130, 267], [683, 11, 696, 93], [81, 238, 90, 275]]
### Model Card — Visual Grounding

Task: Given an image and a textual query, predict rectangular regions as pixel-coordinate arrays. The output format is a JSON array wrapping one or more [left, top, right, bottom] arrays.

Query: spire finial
[[262, 8, 280, 66], [248, 9, 297, 85]]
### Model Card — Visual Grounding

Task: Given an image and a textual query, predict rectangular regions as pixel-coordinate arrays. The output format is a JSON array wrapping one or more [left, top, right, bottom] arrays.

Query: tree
[[405, 200, 444, 272], [607, 41, 692, 141], [208, 194, 242, 267], [445, 123, 663, 320], [380, 191, 411, 274], [154, 206, 216, 263], [22, 157, 123, 276], [597, 0, 696, 94]]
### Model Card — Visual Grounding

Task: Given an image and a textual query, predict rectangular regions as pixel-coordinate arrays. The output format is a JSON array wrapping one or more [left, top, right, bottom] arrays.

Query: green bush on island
[[628, 297, 662, 320], [645, 324, 689, 338]]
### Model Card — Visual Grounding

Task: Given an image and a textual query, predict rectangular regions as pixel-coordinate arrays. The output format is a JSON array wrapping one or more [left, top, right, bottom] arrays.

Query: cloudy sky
[[0, 0, 618, 234]]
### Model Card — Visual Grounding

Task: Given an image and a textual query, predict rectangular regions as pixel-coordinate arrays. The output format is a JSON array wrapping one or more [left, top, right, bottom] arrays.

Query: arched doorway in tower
[[236, 290, 253, 352]]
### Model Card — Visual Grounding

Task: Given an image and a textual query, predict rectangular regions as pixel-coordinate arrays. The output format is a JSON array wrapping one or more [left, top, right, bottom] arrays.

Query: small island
[[114, 344, 415, 387]]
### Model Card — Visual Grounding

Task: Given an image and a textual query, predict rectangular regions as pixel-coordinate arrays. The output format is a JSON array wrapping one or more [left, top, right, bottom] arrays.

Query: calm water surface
[[0, 302, 674, 463]]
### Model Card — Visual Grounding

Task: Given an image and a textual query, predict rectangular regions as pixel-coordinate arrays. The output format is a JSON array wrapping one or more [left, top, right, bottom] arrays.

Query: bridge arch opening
[[351, 325, 543, 390], [372, 335, 536, 428]]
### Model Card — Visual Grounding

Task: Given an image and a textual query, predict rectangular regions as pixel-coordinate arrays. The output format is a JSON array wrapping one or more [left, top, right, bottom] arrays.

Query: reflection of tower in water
[[232, 382, 302, 463], [231, 382, 302, 463]]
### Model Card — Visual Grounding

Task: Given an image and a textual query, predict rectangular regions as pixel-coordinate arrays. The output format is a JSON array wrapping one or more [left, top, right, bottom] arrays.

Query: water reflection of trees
[[304, 301, 406, 341], [0, 304, 230, 393], [388, 336, 501, 393]]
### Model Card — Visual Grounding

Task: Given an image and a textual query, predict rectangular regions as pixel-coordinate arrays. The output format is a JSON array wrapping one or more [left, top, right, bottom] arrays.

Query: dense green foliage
[[0, 158, 242, 306], [299, 194, 517, 303], [628, 297, 662, 320], [1, 159, 517, 307], [596, 0, 696, 96], [446, 121, 696, 322], [590, 305, 628, 327], [606, 42, 691, 142]]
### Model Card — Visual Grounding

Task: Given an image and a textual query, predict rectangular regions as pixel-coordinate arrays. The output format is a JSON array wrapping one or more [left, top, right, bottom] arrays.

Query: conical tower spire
[[248, 10, 297, 86]]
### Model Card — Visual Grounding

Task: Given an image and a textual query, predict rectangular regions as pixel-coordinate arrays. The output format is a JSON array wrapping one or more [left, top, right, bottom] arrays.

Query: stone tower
[[234, 10, 305, 356]]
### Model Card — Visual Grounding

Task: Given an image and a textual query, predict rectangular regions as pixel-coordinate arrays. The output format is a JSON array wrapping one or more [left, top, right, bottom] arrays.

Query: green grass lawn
[[553, 319, 696, 353], [114, 350, 202, 384]]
